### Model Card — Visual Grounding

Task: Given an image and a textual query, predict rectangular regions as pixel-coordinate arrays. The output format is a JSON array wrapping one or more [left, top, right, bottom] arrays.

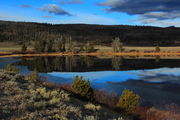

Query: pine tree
[[71, 76, 95, 100], [62, 36, 66, 52], [57, 40, 64, 52], [46, 40, 54, 52], [66, 36, 74, 52], [85, 43, 95, 53], [116, 89, 140, 112], [21, 43, 27, 52], [88, 44, 95, 52], [79, 44, 84, 52], [34, 40, 39, 52], [155, 45, 160, 52], [34, 39, 46, 52]]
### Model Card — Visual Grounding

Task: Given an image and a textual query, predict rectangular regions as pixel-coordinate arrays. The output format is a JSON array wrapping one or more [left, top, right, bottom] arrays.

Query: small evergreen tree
[[62, 36, 66, 52], [21, 43, 27, 52], [57, 40, 63, 52], [39, 39, 46, 52], [66, 36, 74, 52], [85, 43, 89, 53], [119, 41, 124, 52], [34, 40, 39, 52], [46, 40, 54, 52], [71, 76, 95, 100], [116, 89, 140, 112], [79, 45, 84, 52], [85, 43, 95, 53], [88, 44, 95, 52], [34, 39, 46, 52], [155, 45, 160, 52]]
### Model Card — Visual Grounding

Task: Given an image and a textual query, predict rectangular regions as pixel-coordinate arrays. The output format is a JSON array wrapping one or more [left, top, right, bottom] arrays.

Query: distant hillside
[[0, 20, 180, 46]]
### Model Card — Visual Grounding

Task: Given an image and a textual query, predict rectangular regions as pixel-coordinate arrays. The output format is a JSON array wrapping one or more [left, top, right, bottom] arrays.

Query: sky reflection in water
[[47, 67, 180, 84]]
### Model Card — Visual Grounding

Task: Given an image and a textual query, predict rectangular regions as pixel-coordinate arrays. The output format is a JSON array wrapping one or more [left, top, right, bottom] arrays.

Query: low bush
[[84, 103, 101, 111], [116, 89, 140, 112], [5, 64, 20, 73], [71, 76, 95, 100]]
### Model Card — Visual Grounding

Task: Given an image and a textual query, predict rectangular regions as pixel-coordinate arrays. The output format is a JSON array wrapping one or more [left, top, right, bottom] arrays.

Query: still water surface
[[0, 56, 180, 108]]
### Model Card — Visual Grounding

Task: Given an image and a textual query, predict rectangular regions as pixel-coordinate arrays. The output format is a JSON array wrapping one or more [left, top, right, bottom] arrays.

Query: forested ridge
[[0, 20, 180, 46]]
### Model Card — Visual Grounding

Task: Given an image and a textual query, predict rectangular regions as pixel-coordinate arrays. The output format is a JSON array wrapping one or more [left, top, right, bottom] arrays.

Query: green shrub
[[5, 64, 20, 73], [116, 89, 140, 112], [71, 76, 95, 100]]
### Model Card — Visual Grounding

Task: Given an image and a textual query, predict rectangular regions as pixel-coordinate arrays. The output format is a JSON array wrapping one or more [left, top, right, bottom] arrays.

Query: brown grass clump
[[134, 105, 180, 120], [95, 90, 118, 108]]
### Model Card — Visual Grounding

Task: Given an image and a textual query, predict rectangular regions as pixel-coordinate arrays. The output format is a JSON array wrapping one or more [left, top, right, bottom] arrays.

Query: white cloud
[[97, 0, 180, 26], [98, 0, 180, 15], [38, 4, 71, 16]]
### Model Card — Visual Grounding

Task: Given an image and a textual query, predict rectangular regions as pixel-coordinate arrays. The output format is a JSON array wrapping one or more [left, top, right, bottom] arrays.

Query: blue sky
[[0, 0, 180, 27]]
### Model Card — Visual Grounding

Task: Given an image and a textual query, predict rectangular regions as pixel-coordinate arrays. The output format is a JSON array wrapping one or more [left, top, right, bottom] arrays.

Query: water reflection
[[17, 56, 97, 72], [112, 56, 123, 70], [17, 56, 180, 72], [1, 56, 180, 107], [155, 56, 160, 63]]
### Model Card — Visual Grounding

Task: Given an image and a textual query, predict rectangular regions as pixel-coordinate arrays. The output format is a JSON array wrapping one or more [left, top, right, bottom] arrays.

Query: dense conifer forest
[[0, 20, 180, 46]]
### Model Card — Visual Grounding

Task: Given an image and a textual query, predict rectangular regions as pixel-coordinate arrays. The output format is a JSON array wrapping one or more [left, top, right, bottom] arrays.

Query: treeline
[[0, 20, 180, 46], [32, 34, 95, 53]]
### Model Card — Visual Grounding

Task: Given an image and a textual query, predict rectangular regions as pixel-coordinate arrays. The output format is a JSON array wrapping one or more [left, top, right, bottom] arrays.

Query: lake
[[0, 56, 180, 109]]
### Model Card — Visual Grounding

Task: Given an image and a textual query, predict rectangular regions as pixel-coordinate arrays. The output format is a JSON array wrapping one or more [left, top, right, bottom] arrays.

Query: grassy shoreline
[[0, 51, 180, 58], [1, 42, 180, 58]]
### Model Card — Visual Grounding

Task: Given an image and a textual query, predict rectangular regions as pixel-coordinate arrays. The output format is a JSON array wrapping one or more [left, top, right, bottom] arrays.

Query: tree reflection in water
[[112, 56, 123, 70], [17, 56, 97, 72], [16, 56, 180, 72]]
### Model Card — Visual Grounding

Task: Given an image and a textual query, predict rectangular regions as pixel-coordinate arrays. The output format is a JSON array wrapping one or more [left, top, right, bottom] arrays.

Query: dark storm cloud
[[97, 0, 180, 20], [97, 0, 180, 14], [59, 0, 83, 5], [38, 4, 72, 16], [20, 4, 32, 8]]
